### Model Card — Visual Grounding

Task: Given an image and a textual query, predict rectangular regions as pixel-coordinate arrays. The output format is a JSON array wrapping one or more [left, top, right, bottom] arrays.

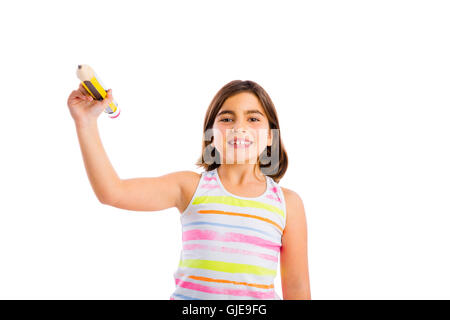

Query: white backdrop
[[0, 0, 449, 299]]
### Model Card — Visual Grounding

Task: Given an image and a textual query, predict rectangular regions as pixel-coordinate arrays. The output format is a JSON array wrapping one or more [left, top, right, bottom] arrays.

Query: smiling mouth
[[227, 138, 254, 147]]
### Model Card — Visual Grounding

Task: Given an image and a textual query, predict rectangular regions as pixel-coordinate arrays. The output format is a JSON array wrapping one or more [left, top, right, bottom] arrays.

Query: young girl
[[67, 80, 310, 300]]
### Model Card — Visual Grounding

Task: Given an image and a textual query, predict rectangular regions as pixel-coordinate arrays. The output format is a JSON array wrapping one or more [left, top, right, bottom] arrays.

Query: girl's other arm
[[279, 188, 311, 300]]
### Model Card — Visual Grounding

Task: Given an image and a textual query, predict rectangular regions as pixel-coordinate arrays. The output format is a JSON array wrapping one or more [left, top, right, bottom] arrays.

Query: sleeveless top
[[169, 168, 286, 300]]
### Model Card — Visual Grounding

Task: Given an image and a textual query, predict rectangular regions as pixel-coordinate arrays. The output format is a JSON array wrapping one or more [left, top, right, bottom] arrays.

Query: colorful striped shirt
[[170, 168, 286, 300]]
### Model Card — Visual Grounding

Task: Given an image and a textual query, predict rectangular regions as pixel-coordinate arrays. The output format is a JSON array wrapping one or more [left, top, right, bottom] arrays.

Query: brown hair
[[195, 80, 288, 183]]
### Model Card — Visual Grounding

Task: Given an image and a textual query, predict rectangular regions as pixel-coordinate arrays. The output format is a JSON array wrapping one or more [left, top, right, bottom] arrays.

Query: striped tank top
[[170, 167, 286, 300]]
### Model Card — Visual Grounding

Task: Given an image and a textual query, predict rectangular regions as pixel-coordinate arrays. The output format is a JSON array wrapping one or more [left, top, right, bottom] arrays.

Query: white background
[[0, 0, 449, 299]]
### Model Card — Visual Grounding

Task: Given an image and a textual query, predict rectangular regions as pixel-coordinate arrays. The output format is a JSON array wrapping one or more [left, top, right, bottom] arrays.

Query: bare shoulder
[[280, 187, 305, 222], [280, 187, 304, 208], [279, 187, 307, 240], [176, 170, 202, 189], [175, 170, 202, 214], [152, 170, 201, 190]]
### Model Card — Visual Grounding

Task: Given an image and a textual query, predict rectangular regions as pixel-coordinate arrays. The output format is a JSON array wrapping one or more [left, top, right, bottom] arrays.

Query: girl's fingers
[[72, 91, 87, 101], [74, 85, 90, 100], [78, 83, 90, 95], [76, 92, 91, 101], [76, 84, 95, 101], [74, 85, 111, 105]]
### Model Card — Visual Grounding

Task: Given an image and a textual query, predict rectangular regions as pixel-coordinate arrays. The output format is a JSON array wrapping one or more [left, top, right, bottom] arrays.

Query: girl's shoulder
[[177, 170, 202, 191], [279, 186, 300, 202], [279, 186, 305, 222], [178, 170, 202, 180]]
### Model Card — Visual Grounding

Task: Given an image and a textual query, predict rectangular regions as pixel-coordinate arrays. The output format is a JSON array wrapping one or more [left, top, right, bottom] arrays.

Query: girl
[[67, 80, 310, 300]]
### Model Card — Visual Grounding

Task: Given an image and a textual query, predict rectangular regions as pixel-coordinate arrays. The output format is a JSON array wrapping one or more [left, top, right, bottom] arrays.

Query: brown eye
[[249, 117, 260, 122], [220, 118, 232, 122]]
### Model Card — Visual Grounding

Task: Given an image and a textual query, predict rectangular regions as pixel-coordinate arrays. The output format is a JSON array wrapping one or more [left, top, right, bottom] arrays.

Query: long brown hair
[[195, 80, 288, 183]]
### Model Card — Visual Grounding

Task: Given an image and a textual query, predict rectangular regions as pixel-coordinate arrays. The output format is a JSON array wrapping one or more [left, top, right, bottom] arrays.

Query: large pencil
[[76, 64, 120, 118]]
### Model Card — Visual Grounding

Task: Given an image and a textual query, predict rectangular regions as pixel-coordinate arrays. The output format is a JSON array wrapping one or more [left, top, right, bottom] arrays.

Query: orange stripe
[[197, 209, 283, 233], [188, 275, 274, 289]]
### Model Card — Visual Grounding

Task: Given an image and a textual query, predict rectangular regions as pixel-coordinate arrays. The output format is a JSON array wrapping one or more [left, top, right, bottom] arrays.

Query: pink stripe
[[265, 194, 281, 203], [200, 184, 220, 189], [175, 278, 275, 299], [183, 243, 278, 262], [110, 109, 120, 118], [204, 176, 217, 182], [183, 229, 280, 252]]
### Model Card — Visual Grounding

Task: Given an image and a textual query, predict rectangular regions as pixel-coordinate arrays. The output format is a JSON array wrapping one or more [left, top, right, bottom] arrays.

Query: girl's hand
[[67, 83, 113, 127]]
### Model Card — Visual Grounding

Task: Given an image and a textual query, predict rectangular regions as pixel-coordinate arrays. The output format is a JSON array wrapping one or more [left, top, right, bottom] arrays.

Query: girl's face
[[212, 92, 272, 165]]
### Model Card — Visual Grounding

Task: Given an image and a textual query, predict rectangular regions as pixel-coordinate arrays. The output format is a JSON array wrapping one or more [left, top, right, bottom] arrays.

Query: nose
[[232, 119, 247, 133], [232, 127, 246, 134]]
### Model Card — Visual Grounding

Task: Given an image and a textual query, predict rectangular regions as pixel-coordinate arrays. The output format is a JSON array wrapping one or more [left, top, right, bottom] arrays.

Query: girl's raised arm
[[67, 84, 187, 213]]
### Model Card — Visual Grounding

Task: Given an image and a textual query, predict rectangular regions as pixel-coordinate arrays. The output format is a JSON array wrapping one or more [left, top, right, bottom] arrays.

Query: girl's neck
[[216, 164, 265, 186]]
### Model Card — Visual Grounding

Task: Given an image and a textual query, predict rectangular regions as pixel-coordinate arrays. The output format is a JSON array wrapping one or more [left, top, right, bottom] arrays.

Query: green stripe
[[193, 195, 285, 219], [179, 259, 277, 276]]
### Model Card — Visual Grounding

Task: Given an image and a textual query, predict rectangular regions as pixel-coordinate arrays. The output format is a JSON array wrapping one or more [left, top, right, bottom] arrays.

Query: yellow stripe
[[193, 195, 285, 219], [179, 259, 277, 276], [81, 82, 93, 96], [89, 76, 107, 97], [89, 76, 118, 113]]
